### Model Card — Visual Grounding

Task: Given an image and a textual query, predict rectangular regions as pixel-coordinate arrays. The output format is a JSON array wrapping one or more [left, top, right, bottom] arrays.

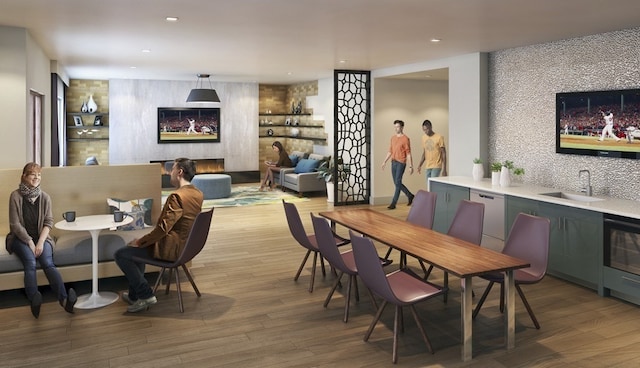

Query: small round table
[[55, 214, 133, 309]]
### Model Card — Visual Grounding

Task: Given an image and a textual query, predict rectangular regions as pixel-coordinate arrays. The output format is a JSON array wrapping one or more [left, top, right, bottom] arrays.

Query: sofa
[[273, 151, 329, 195], [0, 164, 161, 291]]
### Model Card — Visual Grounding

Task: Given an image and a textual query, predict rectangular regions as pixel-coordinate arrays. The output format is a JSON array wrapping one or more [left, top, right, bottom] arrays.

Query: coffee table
[[55, 214, 133, 309]]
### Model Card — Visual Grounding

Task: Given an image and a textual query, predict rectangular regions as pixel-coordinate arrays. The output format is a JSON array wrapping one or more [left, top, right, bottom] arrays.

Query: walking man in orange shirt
[[381, 120, 414, 209]]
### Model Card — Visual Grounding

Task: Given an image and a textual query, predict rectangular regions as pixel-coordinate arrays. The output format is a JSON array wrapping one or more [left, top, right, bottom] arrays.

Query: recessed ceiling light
[[339, 59, 348, 64], [430, 38, 441, 43], [287, 72, 293, 75], [130, 66, 137, 69], [165, 16, 179, 22], [141, 49, 151, 53]]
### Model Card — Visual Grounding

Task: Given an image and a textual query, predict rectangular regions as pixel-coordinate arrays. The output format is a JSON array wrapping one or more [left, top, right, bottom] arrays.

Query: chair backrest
[[447, 199, 485, 245], [350, 230, 399, 303], [175, 208, 214, 265], [311, 214, 350, 273], [282, 200, 314, 250], [503, 213, 551, 280], [406, 190, 437, 229]]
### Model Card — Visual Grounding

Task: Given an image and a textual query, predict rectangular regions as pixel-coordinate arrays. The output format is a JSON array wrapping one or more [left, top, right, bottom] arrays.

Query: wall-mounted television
[[157, 107, 220, 143], [556, 88, 640, 159]]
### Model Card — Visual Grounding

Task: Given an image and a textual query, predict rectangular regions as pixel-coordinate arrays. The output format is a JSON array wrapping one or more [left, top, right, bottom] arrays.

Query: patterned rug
[[162, 185, 309, 208]]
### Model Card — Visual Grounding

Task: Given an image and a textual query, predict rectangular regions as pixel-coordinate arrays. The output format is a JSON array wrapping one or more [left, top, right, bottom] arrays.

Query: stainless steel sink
[[539, 192, 604, 202]]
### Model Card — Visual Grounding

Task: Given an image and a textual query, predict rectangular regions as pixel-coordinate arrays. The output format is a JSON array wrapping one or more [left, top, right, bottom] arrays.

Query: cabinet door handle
[[622, 276, 640, 285]]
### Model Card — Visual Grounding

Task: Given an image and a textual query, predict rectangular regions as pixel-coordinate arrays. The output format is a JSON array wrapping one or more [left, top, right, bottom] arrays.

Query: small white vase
[[472, 163, 484, 181], [499, 166, 511, 187], [491, 171, 500, 186], [326, 182, 335, 203], [87, 95, 98, 113]]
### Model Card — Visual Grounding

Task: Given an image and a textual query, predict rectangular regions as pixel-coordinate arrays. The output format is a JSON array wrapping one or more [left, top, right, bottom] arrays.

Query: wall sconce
[[186, 74, 220, 103]]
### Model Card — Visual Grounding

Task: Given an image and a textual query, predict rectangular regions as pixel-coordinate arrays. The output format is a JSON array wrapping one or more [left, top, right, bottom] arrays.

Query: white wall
[[109, 79, 259, 172]]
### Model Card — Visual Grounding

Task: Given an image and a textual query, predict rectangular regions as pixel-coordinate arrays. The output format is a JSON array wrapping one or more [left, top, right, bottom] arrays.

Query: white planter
[[491, 171, 500, 186], [87, 95, 98, 113], [326, 182, 334, 203], [472, 163, 484, 181], [499, 166, 512, 187]]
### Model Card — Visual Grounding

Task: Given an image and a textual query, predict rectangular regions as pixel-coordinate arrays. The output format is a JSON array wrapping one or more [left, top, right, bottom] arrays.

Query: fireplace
[[193, 158, 224, 174]]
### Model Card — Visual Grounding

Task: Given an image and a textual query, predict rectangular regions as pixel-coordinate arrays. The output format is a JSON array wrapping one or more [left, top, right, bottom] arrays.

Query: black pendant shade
[[186, 74, 220, 103]]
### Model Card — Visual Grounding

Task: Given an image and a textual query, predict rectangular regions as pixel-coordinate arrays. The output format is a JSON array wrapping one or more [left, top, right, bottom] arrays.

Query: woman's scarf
[[19, 182, 41, 204]]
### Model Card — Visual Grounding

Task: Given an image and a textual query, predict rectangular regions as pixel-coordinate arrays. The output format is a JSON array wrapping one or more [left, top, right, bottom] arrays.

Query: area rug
[[162, 185, 309, 208]]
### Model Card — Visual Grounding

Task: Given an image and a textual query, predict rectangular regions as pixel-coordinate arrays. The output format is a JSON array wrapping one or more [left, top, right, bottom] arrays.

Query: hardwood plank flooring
[[2, 192, 640, 367]]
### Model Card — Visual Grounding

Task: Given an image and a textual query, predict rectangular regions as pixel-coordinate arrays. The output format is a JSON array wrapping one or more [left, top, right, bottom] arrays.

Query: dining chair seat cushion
[[386, 269, 443, 305]]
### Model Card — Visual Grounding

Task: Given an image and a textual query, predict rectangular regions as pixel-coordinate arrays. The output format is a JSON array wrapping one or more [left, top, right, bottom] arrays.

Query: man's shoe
[[387, 205, 396, 210], [31, 291, 43, 319], [121, 292, 136, 305], [64, 288, 77, 313], [127, 296, 157, 313], [408, 194, 415, 206]]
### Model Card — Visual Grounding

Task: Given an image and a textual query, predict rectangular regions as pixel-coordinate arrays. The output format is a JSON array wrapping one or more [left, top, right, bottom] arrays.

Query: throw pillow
[[107, 198, 154, 230], [294, 159, 321, 174], [289, 155, 300, 167]]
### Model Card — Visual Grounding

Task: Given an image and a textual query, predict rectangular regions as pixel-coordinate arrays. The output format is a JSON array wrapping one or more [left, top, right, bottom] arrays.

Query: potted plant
[[472, 158, 484, 181], [490, 162, 502, 185], [317, 161, 336, 202], [499, 160, 525, 187]]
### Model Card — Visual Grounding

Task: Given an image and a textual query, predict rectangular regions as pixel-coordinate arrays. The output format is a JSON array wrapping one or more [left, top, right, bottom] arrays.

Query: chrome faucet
[[579, 169, 592, 196]]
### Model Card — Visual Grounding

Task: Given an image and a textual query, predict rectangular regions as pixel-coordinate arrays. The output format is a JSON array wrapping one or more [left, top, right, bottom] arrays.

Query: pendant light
[[186, 74, 220, 103]]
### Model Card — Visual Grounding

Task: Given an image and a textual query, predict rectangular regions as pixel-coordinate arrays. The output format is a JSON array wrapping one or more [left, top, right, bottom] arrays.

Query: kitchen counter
[[429, 176, 640, 220]]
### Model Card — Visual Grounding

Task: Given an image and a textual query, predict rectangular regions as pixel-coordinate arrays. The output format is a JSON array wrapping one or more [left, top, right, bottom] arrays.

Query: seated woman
[[260, 141, 293, 191], [6, 162, 77, 318]]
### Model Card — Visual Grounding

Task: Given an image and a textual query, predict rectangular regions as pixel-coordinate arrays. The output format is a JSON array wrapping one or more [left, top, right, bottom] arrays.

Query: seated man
[[114, 157, 204, 313]]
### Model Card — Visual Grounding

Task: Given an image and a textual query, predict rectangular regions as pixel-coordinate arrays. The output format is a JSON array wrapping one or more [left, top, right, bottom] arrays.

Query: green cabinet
[[430, 181, 469, 233], [505, 195, 602, 289]]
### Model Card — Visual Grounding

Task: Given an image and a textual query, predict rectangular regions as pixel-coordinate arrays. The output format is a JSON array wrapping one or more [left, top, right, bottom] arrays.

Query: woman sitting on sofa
[[6, 162, 77, 318], [260, 141, 293, 191]]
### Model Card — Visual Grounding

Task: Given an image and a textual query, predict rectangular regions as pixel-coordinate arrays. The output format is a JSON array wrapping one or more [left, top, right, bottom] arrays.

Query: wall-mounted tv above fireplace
[[157, 107, 220, 143], [556, 88, 640, 159]]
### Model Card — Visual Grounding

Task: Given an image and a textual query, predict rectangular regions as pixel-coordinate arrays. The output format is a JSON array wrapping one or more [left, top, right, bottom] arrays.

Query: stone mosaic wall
[[489, 27, 640, 199]]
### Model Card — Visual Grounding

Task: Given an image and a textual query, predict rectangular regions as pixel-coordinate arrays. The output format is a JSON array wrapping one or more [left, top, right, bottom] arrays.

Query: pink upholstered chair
[[384, 190, 437, 273], [472, 213, 550, 329], [350, 230, 444, 364], [282, 200, 349, 292]]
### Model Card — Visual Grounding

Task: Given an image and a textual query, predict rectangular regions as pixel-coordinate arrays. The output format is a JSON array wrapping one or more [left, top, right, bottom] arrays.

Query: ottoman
[[191, 174, 232, 199]]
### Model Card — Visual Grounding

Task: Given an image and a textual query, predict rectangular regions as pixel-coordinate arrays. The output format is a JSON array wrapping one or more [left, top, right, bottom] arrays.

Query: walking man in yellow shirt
[[417, 120, 447, 183]]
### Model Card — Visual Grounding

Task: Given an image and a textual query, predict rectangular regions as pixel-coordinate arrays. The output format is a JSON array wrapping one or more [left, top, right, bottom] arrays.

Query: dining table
[[54, 214, 133, 309], [319, 208, 530, 362]]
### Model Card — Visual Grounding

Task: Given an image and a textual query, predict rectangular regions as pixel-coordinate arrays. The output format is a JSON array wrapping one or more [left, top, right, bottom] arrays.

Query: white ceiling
[[2, 0, 640, 84]]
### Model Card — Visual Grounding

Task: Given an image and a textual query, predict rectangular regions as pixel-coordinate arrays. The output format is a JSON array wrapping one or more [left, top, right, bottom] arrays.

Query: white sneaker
[[126, 296, 157, 313]]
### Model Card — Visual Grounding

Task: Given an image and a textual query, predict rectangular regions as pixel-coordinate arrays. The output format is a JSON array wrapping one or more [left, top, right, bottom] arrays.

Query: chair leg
[[409, 304, 434, 354], [152, 267, 167, 294], [443, 272, 449, 303], [383, 247, 393, 261], [174, 265, 184, 313], [294, 250, 312, 281], [516, 284, 540, 329], [423, 265, 434, 280], [472, 281, 495, 319], [165, 268, 173, 295], [364, 300, 387, 342], [320, 256, 327, 277], [181, 264, 201, 296], [393, 305, 401, 364], [324, 272, 344, 308], [344, 274, 353, 323], [353, 275, 360, 302], [365, 286, 379, 311], [309, 251, 318, 292]]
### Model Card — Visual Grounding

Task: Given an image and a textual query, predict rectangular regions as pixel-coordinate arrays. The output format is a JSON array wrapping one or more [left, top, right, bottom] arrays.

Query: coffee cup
[[62, 211, 76, 222], [114, 210, 125, 222]]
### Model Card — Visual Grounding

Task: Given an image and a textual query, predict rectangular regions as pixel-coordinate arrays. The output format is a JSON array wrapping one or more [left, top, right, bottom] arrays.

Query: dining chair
[[131, 208, 214, 313], [472, 212, 550, 329], [311, 214, 389, 322], [438, 200, 485, 301], [283, 200, 349, 292], [383, 190, 437, 273], [350, 230, 444, 364]]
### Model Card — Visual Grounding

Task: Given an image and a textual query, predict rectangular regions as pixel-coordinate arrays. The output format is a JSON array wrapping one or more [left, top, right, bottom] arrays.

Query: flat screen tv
[[157, 107, 220, 143], [556, 88, 640, 159]]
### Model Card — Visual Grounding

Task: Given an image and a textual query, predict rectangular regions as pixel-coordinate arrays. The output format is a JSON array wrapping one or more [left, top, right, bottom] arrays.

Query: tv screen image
[[157, 107, 220, 143], [556, 88, 640, 159]]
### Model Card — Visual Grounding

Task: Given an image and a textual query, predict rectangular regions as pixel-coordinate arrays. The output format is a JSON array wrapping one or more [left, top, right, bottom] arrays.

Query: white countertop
[[429, 176, 640, 219]]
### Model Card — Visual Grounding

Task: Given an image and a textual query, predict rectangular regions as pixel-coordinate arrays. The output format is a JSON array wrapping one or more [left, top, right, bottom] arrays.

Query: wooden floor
[[2, 193, 640, 367]]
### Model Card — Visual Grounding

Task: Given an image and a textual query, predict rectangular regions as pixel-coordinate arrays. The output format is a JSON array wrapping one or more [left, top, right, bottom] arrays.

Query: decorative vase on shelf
[[472, 163, 484, 181], [80, 100, 88, 113], [87, 95, 98, 113], [499, 166, 511, 187], [491, 171, 500, 186]]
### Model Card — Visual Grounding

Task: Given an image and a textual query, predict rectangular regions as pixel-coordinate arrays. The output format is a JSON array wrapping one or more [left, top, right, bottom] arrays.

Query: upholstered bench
[[192, 174, 232, 199]]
